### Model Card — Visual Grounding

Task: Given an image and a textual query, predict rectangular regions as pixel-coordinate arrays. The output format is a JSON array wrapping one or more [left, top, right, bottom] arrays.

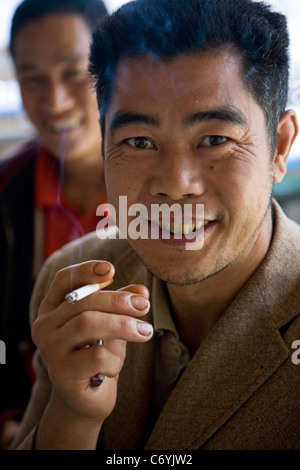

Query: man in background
[[0, 0, 109, 448]]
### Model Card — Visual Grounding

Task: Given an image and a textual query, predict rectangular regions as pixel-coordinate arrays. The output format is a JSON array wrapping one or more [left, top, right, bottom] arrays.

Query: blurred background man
[[0, 0, 109, 448]]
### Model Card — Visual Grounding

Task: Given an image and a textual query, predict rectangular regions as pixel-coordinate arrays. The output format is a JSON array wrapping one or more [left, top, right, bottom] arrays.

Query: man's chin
[[131, 243, 231, 286], [136, 256, 205, 286]]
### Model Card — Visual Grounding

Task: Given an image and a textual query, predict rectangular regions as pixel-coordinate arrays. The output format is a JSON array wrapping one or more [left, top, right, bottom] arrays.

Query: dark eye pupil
[[210, 136, 224, 146], [134, 137, 148, 148]]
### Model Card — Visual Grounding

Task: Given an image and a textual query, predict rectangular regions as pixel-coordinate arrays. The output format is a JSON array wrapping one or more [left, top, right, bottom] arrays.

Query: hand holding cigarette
[[65, 278, 114, 386], [31, 260, 153, 434]]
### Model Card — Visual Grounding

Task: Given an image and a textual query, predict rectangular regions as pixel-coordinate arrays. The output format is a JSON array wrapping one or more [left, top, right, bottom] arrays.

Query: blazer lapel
[[145, 277, 290, 450]]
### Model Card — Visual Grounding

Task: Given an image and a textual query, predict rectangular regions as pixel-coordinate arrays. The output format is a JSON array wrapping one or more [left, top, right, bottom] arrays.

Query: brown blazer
[[12, 202, 300, 449]]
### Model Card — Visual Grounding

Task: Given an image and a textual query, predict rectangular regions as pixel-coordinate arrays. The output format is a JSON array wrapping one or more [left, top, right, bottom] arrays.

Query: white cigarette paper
[[65, 279, 113, 303]]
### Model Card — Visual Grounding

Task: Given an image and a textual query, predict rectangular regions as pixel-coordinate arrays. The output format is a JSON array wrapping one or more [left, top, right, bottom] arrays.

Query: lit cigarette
[[65, 279, 113, 303]]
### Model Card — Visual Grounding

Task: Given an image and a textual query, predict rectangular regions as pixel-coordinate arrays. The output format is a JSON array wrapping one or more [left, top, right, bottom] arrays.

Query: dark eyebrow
[[110, 112, 161, 135], [185, 106, 249, 128]]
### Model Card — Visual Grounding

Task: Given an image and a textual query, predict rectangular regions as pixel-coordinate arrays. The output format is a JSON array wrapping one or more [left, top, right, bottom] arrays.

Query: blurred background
[[0, 0, 299, 222]]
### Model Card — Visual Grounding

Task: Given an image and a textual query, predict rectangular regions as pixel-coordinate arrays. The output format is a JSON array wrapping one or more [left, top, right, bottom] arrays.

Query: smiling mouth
[[48, 119, 82, 133], [156, 219, 209, 236]]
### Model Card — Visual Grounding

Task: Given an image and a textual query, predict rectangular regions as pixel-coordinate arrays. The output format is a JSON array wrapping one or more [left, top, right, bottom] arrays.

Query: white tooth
[[183, 223, 190, 234], [159, 220, 206, 235], [195, 220, 204, 229]]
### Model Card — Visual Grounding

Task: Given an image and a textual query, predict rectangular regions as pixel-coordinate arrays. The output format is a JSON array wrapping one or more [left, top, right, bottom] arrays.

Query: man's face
[[13, 13, 101, 162], [104, 51, 277, 285]]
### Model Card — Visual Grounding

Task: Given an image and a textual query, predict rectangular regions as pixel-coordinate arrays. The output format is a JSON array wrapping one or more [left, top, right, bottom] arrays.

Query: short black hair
[[89, 0, 290, 155], [10, 0, 108, 56]]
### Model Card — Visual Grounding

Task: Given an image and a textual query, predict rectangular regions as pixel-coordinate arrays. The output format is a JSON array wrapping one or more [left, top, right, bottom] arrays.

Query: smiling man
[[11, 0, 300, 450]]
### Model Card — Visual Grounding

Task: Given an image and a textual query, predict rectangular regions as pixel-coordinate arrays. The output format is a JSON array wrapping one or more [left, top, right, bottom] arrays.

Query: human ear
[[273, 109, 298, 183]]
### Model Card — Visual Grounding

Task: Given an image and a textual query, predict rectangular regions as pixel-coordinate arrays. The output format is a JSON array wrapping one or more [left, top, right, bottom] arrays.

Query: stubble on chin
[[132, 244, 231, 286]]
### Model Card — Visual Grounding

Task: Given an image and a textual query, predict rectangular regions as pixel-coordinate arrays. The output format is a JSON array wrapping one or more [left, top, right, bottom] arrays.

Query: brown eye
[[202, 136, 228, 146], [127, 137, 154, 149]]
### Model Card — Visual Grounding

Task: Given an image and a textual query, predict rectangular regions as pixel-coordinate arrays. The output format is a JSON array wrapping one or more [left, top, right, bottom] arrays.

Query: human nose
[[149, 150, 205, 200], [41, 81, 75, 115]]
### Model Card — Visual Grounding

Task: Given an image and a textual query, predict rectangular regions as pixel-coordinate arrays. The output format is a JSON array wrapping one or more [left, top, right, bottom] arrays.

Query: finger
[[49, 289, 150, 328], [69, 340, 126, 379], [63, 308, 153, 345], [45, 260, 115, 307]]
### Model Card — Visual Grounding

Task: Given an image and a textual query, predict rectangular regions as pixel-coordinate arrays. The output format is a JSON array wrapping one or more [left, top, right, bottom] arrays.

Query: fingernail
[[94, 262, 111, 276], [137, 321, 153, 336], [130, 295, 149, 311]]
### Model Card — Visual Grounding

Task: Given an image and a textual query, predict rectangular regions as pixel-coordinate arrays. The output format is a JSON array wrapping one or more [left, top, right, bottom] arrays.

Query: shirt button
[[172, 344, 182, 357]]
